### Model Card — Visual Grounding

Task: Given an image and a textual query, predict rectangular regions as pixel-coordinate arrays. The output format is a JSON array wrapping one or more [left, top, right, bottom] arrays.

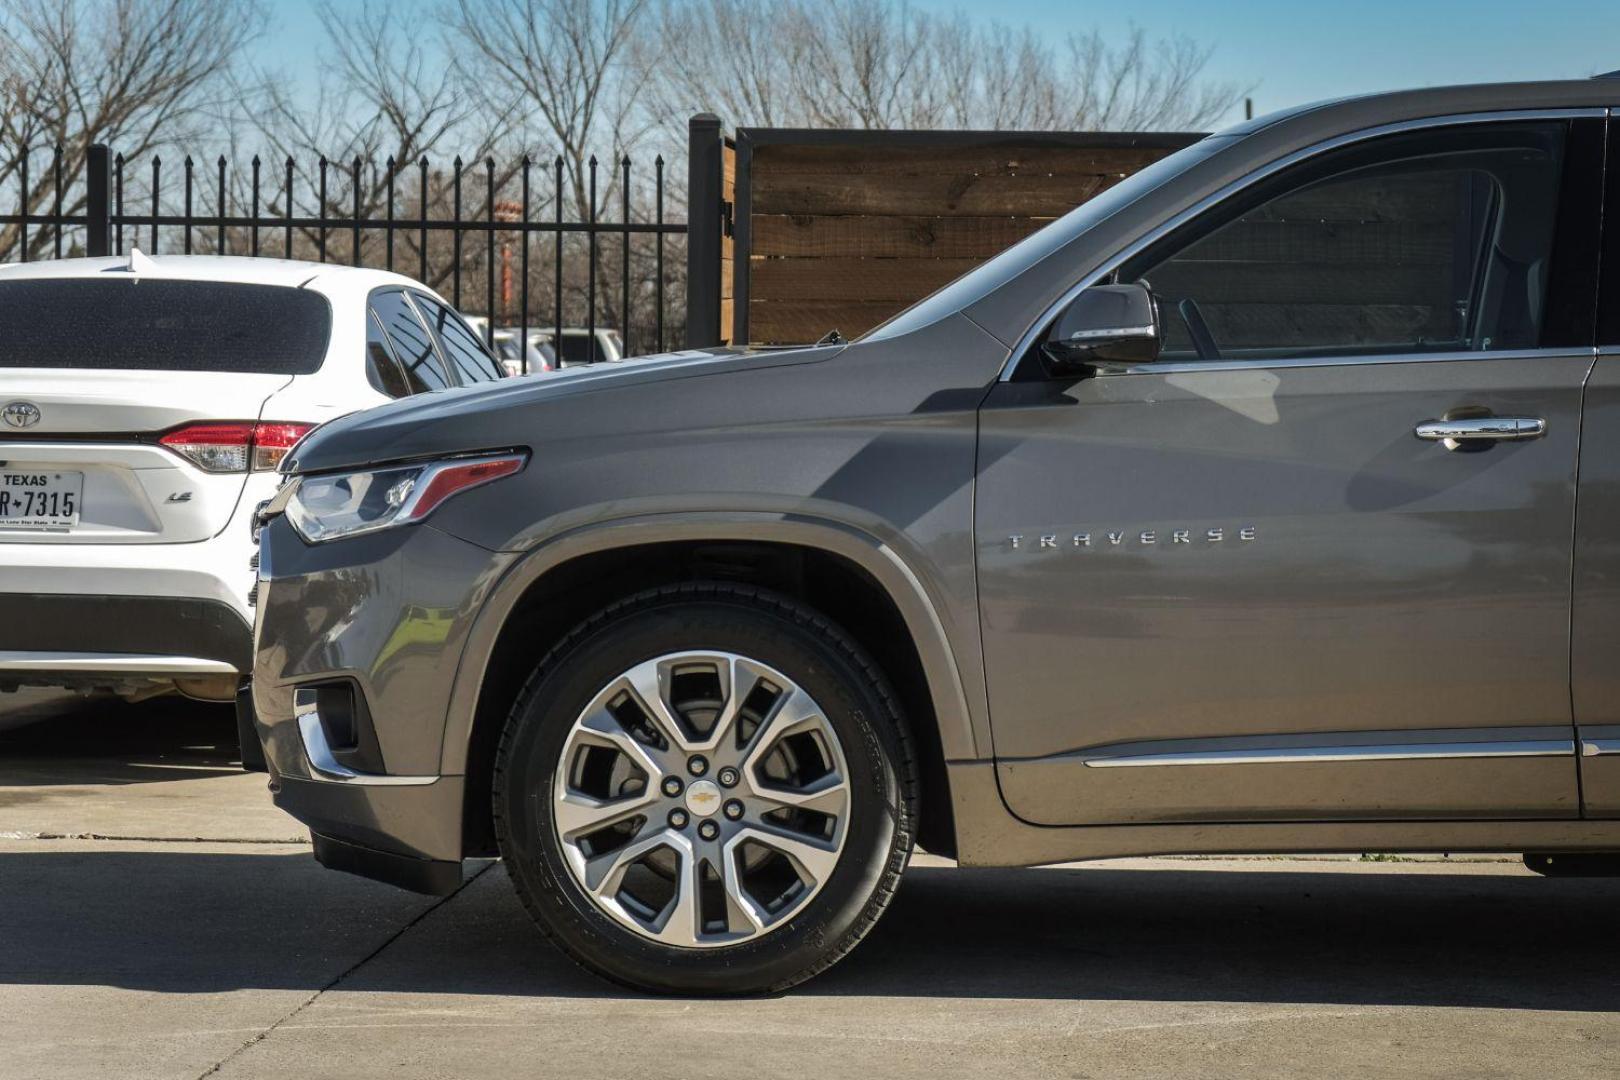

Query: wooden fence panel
[[740, 131, 1200, 344], [720, 139, 735, 343]]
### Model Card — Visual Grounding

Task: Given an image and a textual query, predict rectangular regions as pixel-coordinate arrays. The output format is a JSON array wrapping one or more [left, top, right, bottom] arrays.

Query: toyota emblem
[[2, 401, 41, 429]]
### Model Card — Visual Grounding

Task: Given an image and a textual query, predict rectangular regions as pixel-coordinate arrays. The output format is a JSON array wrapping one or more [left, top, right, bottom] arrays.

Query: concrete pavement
[[3, 689, 1618, 1079]]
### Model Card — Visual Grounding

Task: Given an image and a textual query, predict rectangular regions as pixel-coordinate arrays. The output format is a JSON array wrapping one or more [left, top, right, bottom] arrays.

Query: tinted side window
[[365, 311, 413, 398], [370, 289, 451, 391], [1123, 122, 1568, 361], [413, 294, 505, 383]]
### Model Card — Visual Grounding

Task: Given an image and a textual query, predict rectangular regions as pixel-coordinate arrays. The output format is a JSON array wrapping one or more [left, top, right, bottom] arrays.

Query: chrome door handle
[[1415, 417, 1546, 445]]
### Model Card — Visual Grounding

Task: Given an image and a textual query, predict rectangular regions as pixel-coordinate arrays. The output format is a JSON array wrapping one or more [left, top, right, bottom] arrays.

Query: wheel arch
[[441, 514, 982, 860]]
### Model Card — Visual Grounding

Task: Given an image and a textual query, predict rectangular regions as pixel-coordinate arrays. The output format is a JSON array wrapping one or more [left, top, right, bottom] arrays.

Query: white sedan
[[0, 252, 506, 702]]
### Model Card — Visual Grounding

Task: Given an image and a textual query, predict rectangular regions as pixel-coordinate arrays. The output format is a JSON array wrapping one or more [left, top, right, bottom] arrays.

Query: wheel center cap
[[684, 779, 723, 817]]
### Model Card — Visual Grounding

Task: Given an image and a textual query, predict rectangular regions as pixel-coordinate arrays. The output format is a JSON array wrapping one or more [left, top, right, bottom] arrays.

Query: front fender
[[435, 510, 991, 776]]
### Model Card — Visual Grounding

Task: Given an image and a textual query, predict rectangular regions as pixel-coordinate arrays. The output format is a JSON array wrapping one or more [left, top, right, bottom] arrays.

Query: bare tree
[[0, 0, 266, 259], [641, 2, 1244, 134], [439, 0, 666, 335], [237, 0, 514, 289], [784, 0, 948, 128], [1056, 28, 1240, 131], [638, 0, 797, 128], [442, 0, 650, 220]]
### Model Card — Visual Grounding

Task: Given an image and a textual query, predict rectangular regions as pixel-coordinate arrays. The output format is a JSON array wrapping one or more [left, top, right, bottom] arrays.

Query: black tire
[[493, 582, 918, 994], [1523, 852, 1620, 877]]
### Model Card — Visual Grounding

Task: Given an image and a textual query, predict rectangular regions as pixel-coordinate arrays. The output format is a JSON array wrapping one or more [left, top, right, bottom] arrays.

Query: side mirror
[[1041, 282, 1160, 372]]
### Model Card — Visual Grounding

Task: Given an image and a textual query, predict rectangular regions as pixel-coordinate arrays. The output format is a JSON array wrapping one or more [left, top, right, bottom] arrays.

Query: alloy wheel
[[550, 651, 851, 948]]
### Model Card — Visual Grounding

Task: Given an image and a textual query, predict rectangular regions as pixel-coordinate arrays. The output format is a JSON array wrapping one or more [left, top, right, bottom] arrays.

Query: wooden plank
[[752, 214, 1054, 258], [749, 256, 981, 302], [720, 141, 736, 343], [752, 143, 1174, 177], [748, 300, 905, 344], [752, 170, 1113, 216]]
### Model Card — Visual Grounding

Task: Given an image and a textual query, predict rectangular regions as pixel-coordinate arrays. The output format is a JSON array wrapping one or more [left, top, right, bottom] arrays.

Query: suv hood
[[284, 343, 843, 474]]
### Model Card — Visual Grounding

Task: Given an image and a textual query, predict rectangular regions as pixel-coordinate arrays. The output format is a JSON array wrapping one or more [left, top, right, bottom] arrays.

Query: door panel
[[1575, 111, 1620, 816], [1574, 354, 1620, 815], [978, 116, 1602, 828], [980, 355, 1587, 824]]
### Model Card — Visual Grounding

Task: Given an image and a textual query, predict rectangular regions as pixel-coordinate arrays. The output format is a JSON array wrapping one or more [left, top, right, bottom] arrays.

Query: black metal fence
[[0, 125, 736, 367]]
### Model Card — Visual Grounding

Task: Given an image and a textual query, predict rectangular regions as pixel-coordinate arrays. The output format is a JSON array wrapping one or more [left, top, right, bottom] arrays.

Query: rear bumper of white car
[[0, 508, 257, 696], [0, 593, 252, 668]]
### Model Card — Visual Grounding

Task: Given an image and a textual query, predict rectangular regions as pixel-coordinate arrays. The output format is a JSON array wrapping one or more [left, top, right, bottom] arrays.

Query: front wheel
[[1523, 852, 1620, 877], [493, 583, 917, 994]]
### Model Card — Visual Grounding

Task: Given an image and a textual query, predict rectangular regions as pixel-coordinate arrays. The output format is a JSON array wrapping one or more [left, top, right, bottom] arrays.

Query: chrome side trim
[[1082, 739, 1575, 768], [0, 651, 239, 675], [295, 690, 437, 786], [1092, 347, 1581, 377], [1002, 108, 1606, 381], [1581, 740, 1620, 758], [1066, 324, 1157, 341]]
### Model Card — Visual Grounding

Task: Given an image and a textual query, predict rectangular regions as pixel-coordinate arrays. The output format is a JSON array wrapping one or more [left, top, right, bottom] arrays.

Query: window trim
[[405, 289, 504, 384], [368, 285, 454, 392], [1599, 107, 1620, 346], [399, 289, 463, 385], [364, 308, 413, 398], [1001, 107, 1607, 382]]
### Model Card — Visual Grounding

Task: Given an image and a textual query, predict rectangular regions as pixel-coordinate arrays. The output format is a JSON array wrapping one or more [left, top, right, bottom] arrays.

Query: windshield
[[862, 133, 1239, 343], [0, 278, 332, 373]]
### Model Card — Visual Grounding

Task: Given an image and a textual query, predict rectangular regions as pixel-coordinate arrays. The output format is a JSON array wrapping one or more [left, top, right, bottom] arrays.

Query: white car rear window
[[0, 279, 331, 374]]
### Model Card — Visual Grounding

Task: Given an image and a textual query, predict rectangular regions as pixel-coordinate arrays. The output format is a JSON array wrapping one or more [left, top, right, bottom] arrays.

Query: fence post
[[86, 143, 111, 257], [685, 113, 724, 348]]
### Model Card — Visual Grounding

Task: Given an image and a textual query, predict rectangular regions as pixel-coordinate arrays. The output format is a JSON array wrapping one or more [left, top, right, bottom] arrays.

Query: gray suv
[[246, 80, 1620, 994]]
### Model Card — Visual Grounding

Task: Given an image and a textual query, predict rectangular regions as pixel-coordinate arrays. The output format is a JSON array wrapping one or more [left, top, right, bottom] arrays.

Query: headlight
[[285, 453, 526, 543]]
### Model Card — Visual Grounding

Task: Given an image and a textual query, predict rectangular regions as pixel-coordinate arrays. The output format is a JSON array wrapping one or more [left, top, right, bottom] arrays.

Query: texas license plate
[[0, 471, 83, 530]]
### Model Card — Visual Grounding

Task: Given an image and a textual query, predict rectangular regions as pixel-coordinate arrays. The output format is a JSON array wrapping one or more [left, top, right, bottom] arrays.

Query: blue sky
[[268, 0, 1619, 127]]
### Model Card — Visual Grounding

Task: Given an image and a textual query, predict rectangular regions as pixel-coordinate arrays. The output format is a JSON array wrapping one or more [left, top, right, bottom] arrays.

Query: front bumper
[[247, 515, 514, 888]]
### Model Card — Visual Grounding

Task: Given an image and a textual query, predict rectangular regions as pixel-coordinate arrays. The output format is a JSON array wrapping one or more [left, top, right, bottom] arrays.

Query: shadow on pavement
[[0, 689, 241, 787], [1, 843, 1617, 1010]]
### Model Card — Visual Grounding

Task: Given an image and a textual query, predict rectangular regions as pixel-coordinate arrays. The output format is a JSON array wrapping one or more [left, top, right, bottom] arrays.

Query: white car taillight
[[159, 421, 314, 473]]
